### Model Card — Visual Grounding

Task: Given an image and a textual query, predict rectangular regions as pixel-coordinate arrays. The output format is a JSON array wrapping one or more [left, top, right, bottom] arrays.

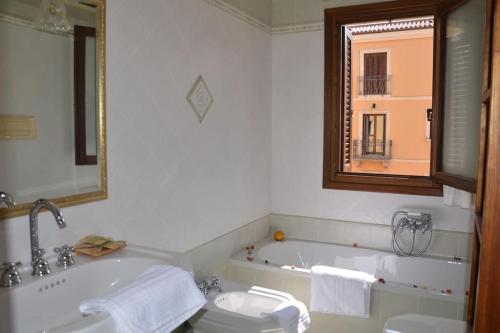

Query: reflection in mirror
[[0, 0, 106, 218], [74, 24, 97, 165]]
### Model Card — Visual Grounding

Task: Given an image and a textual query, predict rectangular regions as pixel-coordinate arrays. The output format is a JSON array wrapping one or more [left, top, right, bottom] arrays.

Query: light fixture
[[35, 0, 72, 33]]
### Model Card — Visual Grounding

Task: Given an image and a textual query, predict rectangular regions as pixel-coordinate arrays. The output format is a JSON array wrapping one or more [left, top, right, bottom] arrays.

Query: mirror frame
[[0, 0, 107, 220]]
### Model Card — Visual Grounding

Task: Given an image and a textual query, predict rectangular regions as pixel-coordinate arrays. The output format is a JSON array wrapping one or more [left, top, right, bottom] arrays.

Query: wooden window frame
[[432, 3, 480, 193], [324, 0, 467, 196]]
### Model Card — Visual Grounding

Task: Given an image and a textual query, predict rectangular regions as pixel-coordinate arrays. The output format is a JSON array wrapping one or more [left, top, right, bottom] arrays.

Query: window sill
[[323, 173, 443, 196], [355, 94, 392, 99]]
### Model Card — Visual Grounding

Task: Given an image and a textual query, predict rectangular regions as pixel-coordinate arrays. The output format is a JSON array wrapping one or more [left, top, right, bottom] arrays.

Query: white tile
[[457, 232, 473, 259], [427, 231, 460, 258], [316, 219, 346, 244], [417, 296, 459, 320]]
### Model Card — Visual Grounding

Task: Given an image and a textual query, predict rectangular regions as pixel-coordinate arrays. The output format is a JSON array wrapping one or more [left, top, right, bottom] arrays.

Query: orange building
[[347, 20, 434, 176]]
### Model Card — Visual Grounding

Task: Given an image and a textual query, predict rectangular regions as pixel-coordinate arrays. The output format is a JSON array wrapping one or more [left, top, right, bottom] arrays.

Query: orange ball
[[274, 230, 285, 241]]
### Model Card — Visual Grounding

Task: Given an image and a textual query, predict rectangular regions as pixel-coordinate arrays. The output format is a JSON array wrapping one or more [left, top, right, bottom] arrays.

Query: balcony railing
[[359, 75, 391, 95], [353, 139, 392, 160]]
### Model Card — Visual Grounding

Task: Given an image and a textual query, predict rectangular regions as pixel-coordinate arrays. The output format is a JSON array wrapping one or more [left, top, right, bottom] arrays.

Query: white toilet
[[189, 280, 304, 333], [383, 314, 467, 333]]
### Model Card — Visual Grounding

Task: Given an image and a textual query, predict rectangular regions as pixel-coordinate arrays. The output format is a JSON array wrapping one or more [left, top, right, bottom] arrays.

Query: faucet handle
[[1, 261, 22, 288], [54, 245, 74, 254], [207, 276, 223, 292], [208, 276, 222, 284], [54, 245, 75, 268], [1, 261, 21, 270]]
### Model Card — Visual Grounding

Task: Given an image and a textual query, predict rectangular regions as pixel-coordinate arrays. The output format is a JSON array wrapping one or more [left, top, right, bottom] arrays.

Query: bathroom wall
[[0, 0, 272, 263], [0, 0, 474, 267], [184, 215, 270, 281], [271, 29, 474, 234], [270, 214, 472, 260]]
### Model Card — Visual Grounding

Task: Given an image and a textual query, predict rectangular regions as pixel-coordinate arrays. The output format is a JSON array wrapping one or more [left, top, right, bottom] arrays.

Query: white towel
[[270, 299, 310, 333], [309, 265, 376, 318], [443, 185, 474, 209], [80, 265, 206, 333]]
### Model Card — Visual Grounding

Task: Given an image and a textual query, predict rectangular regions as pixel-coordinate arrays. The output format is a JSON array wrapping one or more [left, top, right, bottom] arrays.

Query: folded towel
[[309, 265, 376, 318], [270, 299, 311, 333], [80, 265, 206, 333]]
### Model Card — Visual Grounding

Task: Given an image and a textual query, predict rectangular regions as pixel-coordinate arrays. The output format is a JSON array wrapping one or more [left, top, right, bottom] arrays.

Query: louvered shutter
[[364, 52, 387, 94], [342, 27, 353, 170]]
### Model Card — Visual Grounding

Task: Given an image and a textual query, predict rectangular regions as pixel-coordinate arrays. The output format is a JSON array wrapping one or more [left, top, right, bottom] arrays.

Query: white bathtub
[[230, 239, 470, 303]]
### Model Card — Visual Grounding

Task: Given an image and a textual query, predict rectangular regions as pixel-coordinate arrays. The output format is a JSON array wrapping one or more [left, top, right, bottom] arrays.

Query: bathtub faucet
[[391, 211, 432, 257], [29, 199, 66, 276]]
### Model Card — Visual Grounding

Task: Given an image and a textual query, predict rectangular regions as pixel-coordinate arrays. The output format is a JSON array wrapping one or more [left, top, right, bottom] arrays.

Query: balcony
[[353, 139, 392, 160], [359, 75, 391, 95]]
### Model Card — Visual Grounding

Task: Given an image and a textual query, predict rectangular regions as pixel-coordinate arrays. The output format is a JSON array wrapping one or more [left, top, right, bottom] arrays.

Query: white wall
[[271, 31, 473, 233], [0, 0, 474, 266], [0, 0, 271, 263]]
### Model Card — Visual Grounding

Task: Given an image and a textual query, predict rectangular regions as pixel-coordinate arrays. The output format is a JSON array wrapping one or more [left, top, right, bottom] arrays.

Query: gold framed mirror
[[0, 0, 107, 219]]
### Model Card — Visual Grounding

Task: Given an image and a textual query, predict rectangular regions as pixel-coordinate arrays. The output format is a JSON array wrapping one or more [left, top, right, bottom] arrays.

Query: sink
[[0, 245, 182, 333], [189, 280, 302, 333], [214, 291, 287, 318]]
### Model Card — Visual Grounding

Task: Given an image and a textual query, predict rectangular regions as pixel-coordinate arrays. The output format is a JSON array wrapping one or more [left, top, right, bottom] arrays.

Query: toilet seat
[[383, 314, 466, 333]]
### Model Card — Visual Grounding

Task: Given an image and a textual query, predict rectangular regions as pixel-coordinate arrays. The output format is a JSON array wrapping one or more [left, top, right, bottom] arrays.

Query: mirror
[[0, 0, 106, 219]]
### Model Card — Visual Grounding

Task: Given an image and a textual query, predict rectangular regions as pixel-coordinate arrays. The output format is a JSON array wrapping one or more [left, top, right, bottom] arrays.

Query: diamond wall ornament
[[186, 75, 213, 123]]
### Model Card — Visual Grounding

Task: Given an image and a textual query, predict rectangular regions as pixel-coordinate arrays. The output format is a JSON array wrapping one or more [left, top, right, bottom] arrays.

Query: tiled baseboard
[[270, 214, 472, 260], [182, 215, 270, 281]]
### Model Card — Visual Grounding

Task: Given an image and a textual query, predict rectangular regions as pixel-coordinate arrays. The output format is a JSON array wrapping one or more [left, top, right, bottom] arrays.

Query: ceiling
[[224, 0, 386, 28]]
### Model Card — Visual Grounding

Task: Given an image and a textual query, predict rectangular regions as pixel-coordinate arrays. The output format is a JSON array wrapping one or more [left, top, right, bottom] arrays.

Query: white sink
[[0, 245, 182, 333], [190, 280, 300, 333], [214, 291, 285, 318]]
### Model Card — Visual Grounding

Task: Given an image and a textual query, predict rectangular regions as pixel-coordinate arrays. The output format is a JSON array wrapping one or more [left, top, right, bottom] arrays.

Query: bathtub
[[226, 239, 469, 333]]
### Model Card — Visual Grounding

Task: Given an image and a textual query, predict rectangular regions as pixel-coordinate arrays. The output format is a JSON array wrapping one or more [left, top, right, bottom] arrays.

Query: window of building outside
[[361, 114, 387, 156], [363, 52, 388, 95]]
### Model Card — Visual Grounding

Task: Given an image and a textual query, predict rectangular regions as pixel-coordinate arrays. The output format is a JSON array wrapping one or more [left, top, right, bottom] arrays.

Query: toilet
[[189, 279, 303, 333], [383, 314, 467, 333]]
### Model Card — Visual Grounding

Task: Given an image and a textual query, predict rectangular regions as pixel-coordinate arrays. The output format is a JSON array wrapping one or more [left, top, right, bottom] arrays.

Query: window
[[362, 114, 386, 155], [362, 53, 388, 95], [344, 17, 434, 179], [323, 0, 484, 195]]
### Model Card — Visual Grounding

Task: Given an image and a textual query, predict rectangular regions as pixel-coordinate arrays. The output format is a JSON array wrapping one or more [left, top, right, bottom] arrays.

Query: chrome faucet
[[29, 199, 66, 276], [0, 191, 16, 208], [198, 277, 223, 295]]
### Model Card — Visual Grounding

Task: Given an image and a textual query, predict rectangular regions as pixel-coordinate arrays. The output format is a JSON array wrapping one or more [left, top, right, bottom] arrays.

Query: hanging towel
[[80, 265, 206, 333], [443, 185, 474, 209], [309, 265, 376, 318], [270, 299, 311, 333]]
